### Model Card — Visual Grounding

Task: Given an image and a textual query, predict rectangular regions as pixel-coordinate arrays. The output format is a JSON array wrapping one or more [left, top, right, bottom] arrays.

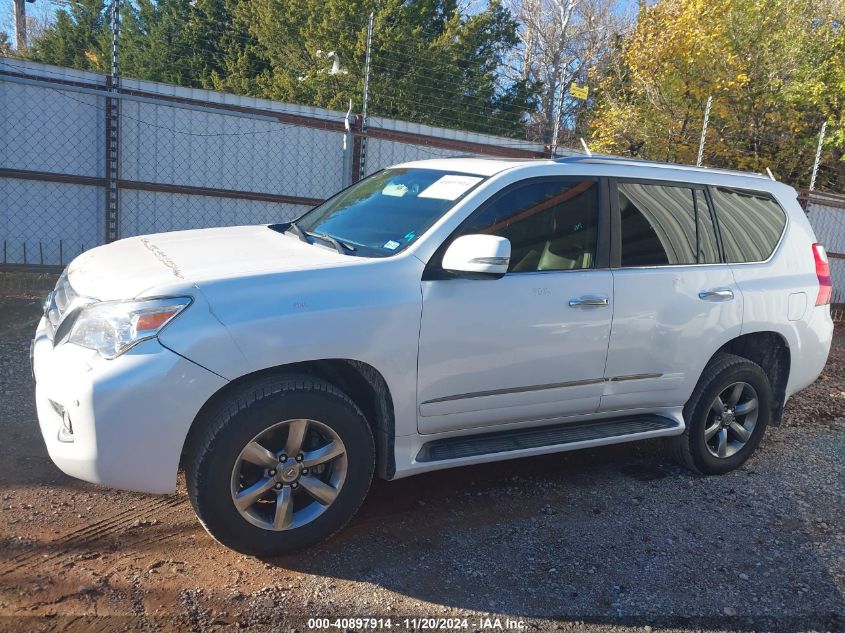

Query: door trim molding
[[607, 372, 662, 382], [421, 373, 662, 405]]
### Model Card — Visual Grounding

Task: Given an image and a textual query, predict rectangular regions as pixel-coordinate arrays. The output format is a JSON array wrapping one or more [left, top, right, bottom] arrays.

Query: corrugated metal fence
[[0, 58, 548, 270]]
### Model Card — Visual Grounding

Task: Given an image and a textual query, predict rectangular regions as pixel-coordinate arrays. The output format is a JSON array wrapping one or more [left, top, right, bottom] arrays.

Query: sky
[[2, 0, 55, 46]]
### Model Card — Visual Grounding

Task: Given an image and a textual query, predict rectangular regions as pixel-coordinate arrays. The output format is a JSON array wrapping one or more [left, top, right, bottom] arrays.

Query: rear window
[[710, 188, 786, 263]]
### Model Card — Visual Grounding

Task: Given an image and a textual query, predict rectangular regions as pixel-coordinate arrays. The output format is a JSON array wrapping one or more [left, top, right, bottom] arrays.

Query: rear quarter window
[[710, 187, 787, 263]]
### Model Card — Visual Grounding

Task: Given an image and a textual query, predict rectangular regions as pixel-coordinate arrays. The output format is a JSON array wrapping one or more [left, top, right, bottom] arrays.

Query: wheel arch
[[182, 359, 396, 479], [709, 331, 791, 425]]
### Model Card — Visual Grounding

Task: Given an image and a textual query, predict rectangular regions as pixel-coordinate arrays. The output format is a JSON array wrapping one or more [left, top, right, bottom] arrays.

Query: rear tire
[[186, 375, 375, 556], [671, 353, 772, 475]]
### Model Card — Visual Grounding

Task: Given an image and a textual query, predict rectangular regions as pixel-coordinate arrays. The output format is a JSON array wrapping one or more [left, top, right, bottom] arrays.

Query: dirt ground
[[0, 294, 843, 632]]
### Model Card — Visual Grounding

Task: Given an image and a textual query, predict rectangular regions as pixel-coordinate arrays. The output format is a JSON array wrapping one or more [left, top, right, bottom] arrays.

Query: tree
[[369, 0, 538, 135], [26, 0, 536, 137], [27, 0, 111, 71], [122, 0, 250, 88], [29, 0, 255, 88], [588, 0, 845, 190], [217, 0, 538, 136], [0, 31, 13, 56], [504, 0, 631, 144]]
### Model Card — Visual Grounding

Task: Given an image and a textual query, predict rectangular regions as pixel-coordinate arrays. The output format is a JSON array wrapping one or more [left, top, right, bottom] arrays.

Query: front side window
[[618, 182, 720, 266], [457, 178, 600, 272], [710, 187, 786, 263], [296, 168, 486, 256]]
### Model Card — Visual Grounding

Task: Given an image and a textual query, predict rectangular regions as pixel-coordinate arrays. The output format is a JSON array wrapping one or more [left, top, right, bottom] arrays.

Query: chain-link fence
[[1, 61, 105, 268], [0, 57, 548, 270], [804, 190, 845, 316]]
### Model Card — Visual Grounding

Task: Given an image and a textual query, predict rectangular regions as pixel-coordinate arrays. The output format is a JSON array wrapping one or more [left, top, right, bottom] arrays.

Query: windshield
[[295, 168, 486, 256]]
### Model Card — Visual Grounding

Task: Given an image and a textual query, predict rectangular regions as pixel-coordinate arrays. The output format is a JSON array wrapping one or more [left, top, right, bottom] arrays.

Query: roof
[[395, 157, 533, 176], [395, 155, 779, 187], [555, 155, 771, 180]]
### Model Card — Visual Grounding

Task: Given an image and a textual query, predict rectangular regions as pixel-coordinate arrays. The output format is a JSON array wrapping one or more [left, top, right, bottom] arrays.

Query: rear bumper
[[786, 305, 834, 398], [33, 317, 227, 493]]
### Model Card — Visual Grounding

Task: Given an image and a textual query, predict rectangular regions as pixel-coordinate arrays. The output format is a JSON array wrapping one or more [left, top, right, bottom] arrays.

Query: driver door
[[416, 177, 614, 434]]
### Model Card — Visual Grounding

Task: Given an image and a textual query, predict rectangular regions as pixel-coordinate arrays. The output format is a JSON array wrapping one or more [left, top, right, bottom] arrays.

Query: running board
[[415, 415, 681, 463]]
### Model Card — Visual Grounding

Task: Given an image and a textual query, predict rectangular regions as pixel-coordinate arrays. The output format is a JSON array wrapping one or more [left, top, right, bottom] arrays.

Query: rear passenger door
[[600, 179, 743, 412], [708, 186, 791, 333]]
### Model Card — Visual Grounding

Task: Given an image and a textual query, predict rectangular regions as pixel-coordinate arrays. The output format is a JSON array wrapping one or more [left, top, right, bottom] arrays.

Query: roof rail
[[555, 155, 770, 180]]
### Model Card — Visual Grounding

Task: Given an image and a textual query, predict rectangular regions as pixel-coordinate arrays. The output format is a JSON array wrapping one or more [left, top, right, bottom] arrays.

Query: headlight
[[67, 297, 192, 359]]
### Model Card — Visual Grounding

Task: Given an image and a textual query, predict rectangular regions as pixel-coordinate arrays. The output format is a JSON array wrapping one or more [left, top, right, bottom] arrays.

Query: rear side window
[[710, 187, 786, 263], [618, 182, 721, 266]]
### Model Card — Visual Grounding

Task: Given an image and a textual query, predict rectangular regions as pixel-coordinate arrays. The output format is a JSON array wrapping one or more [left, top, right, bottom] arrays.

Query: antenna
[[579, 137, 593, 157], [765, 167, 775, 181]]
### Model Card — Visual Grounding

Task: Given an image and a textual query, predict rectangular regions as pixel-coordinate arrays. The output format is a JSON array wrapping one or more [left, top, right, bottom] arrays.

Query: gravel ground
[[0, 296, 843, 632]]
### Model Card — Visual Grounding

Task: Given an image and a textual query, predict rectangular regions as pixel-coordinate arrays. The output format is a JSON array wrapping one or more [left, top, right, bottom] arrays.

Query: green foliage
[[120, 0, 247, 87], [364, 0, 537, 134], [25, 0, 537, 137], [28, 0, 111, 71], [216, 0, 536, 135]]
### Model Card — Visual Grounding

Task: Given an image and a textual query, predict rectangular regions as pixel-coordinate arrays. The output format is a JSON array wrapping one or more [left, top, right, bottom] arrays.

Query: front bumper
[[32, 317, 227, 493]]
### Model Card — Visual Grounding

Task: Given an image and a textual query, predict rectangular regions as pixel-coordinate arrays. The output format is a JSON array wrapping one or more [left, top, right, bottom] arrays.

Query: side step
[[416, 415, 681, 463]]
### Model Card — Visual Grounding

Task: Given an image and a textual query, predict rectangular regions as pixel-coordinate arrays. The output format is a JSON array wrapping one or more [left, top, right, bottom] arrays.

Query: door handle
[[698, 288, 734, 302], [569, 294, 609, 307]]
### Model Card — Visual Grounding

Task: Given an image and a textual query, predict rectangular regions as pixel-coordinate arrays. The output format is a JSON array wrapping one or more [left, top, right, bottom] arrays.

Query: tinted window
[[459, 179, 599, 272], [619, 182, 720, 266], [710, 187, 786, 263]]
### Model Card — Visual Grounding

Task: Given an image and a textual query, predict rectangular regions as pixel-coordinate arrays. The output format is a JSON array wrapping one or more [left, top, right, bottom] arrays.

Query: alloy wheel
[[704, 381, 759, 459], [230, 419, 348, 531]]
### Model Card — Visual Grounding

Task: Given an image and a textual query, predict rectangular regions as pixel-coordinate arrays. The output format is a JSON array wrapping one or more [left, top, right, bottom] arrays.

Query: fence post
[[342, 100, 354, 189], [809, 121, 827, 192], [696, 95, 712, 167], [351, 115, 364, 183], [104, 0, 121, 244], [358, 12, 374, 181]]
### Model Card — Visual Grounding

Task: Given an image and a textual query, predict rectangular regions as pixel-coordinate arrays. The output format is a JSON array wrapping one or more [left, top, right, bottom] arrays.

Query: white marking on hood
[[141, 238, 184, 279]]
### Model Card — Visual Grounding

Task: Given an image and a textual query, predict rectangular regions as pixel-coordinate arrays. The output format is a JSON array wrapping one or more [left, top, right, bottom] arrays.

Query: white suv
[[32, 156, 833, 555]]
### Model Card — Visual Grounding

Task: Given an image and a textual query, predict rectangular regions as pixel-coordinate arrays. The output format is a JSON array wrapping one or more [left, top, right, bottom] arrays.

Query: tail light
[[813, 243, 832, 306]]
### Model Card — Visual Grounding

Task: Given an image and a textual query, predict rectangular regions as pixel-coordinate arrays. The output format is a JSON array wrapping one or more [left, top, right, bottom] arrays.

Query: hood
[[67, 225, 348, 300]]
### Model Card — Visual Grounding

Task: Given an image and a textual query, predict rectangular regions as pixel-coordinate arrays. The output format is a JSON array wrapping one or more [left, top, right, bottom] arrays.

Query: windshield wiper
[[285, 221, 355, 255], [309, 232, 357, 255], [286, 220, 310, 244]]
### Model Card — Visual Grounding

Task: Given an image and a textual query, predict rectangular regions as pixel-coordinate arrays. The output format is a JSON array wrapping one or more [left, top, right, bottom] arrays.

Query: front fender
[[196, 257, 425, 439], [156, 288, 250, 380]]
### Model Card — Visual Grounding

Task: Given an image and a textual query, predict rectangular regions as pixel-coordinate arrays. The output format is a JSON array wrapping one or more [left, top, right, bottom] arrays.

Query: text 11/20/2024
[[307, 617, 528, 630]]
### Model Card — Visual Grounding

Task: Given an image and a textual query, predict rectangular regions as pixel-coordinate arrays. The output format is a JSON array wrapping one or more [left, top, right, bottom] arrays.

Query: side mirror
[[442, 234, 511, 277]]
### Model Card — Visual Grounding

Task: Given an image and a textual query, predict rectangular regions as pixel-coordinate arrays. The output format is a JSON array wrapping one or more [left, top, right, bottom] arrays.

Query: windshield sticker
[[404, 231, 416, 242], [418, 175, 483, 200], [383, 240, 401, 251], [382, 183, 409, 197]]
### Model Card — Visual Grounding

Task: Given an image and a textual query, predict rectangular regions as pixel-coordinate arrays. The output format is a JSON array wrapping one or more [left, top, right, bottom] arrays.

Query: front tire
[[186, 375, 375, 556], [671, 353, 772, 475]]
